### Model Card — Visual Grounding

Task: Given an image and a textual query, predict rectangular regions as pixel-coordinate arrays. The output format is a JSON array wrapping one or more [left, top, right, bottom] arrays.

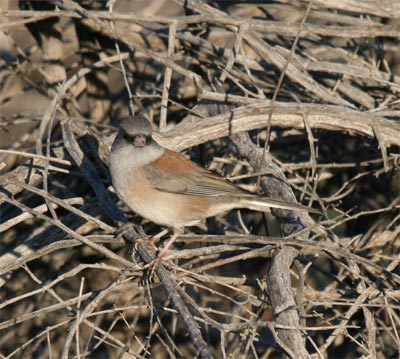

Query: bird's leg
[[150, 232, 179, 268], [150, 228, 170, 243], [116, 222, 144, 241], [135, 228, 171, 251]]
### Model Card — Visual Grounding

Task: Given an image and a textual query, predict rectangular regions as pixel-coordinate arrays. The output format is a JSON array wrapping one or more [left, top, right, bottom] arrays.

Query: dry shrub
[[1, 1, 399, 358]]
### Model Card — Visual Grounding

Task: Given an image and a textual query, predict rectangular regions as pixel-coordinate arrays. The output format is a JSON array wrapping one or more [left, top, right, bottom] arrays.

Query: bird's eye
[[121, 131, 135, 143], [133, 134, 149, 148], [121, 130, 151, 147]]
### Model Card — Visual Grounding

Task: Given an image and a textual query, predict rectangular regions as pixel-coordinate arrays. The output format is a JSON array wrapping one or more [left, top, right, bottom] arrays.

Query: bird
[[109, 115, 320, 263]]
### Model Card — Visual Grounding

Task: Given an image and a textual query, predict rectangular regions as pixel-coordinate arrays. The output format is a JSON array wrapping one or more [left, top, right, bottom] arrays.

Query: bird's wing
[[144, 149, 248, 197], [144, 149, 321, 214]]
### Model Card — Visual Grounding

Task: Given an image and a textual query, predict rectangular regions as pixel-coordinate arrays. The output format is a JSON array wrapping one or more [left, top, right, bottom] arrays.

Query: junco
[[109, 116, 319, 261]]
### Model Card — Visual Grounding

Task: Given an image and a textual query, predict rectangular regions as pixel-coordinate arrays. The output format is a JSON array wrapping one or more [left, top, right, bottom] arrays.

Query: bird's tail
[[240, 196, 321, 215]]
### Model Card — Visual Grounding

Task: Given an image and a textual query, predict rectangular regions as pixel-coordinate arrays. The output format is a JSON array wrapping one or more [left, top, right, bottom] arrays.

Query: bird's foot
[[115, 222, 141, 241], [134, 228, 171, 251], [149, 228, 171, 244], [147, 232, 179, 270]]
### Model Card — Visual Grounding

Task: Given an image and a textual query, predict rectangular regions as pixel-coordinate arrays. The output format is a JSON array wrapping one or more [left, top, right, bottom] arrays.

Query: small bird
[[109, 116, 319, 261]]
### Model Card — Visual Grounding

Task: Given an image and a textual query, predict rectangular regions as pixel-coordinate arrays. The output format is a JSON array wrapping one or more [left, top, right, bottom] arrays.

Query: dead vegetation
[[0, 0, 399, 358]]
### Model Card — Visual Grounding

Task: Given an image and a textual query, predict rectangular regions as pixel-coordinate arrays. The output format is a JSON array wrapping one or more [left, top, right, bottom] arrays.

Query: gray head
[[110, 115, 163, 171], [117, 115, 153, 148]]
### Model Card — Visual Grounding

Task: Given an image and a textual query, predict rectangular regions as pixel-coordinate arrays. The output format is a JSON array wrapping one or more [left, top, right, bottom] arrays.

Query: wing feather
[[144, 149, 248, 197]]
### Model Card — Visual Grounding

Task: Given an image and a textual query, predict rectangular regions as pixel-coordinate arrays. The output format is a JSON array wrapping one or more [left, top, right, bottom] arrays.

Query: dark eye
[[121, 131, 151, 147], [121, 131, 135, 142]]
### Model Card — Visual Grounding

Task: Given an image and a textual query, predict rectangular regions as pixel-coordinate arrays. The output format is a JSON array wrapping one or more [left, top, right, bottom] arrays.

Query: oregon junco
[[109, 116, 319, 260]]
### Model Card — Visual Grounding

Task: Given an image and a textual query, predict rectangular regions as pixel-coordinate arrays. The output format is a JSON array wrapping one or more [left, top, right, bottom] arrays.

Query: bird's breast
[[111, 164, 210, 229]]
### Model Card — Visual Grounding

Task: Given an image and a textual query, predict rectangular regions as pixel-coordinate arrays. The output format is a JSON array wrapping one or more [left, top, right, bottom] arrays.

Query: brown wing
[[144, 149, 249, 197]]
